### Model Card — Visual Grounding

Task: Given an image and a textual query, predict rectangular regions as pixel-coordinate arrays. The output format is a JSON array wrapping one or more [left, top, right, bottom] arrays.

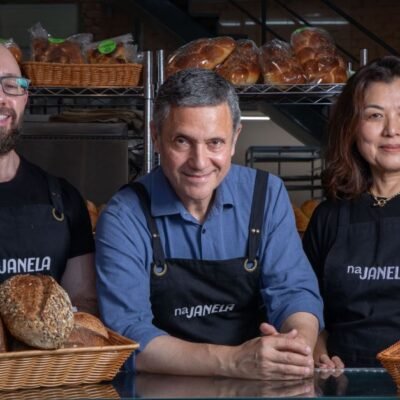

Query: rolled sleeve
[[260, 176, 324, 332]]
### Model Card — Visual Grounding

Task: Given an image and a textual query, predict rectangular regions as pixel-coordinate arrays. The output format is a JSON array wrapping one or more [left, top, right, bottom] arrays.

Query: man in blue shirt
[[95, 68, 323, 380]]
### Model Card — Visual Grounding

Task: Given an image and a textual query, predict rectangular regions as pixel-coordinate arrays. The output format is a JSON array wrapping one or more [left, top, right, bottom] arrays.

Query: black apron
[[0, 175, 70, 282], [323, 199, 400, 367], [130, 170, 269, 345]]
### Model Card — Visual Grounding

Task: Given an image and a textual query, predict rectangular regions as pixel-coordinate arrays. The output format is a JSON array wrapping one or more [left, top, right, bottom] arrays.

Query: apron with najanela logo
[[129, 170, 268, 345], [323, 199, 400, 367], [0, 175, 70, 282]]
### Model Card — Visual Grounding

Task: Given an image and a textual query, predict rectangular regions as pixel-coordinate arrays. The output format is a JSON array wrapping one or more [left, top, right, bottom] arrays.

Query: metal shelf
[[245, 146, 323, 197], [28, 86, 144, 97], [236, 83, 344, 105]]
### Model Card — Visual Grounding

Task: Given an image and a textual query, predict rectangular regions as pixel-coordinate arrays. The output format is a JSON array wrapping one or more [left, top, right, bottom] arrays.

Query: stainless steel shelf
[[236, 83, 344, 105], [28, 86, 144, 97]]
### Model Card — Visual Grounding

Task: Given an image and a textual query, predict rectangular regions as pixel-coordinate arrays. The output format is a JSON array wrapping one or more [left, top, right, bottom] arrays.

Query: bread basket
[[22, 62, 143, 87], [377, 340, 400, 387], [0, 329, 138, 391], [0, 383, 119, 399]]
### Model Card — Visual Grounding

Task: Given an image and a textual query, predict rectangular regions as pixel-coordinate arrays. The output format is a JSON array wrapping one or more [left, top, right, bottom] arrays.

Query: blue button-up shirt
[[95, 164, 323, 352]]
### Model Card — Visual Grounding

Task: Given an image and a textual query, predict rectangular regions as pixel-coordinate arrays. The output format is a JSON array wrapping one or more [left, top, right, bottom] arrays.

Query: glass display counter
[[0, 368, 395, 399], [111, 368, 397, 399]]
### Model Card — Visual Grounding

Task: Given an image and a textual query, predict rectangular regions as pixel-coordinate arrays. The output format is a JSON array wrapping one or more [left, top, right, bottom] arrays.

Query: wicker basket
[[0, 383, 119, 399], [0, 329, 139, 391], [377, 340, 400, 387], [22, 62, 143, 87]]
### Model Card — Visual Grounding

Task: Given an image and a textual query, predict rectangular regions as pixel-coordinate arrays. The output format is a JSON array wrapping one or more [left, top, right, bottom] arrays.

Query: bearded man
[[0, 45, 97, 314]]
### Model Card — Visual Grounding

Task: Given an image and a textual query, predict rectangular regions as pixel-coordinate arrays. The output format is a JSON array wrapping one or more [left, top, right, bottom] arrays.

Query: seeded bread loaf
[[0, 275, 74, 349]]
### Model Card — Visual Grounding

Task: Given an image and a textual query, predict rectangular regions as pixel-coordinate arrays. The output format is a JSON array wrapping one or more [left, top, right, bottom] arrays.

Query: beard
[[0, 107, 21, 155]]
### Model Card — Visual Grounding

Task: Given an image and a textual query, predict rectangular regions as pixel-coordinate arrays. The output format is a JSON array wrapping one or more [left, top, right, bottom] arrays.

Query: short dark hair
[[323, 56, 400, 199], [153, 68, 241, 134]]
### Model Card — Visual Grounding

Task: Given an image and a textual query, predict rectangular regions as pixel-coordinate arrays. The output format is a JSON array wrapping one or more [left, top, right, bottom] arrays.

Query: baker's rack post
[[143, 50, 154, 174]]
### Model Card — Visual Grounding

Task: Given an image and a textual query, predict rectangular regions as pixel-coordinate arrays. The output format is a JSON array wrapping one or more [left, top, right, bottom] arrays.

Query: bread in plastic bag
[[290, 27, 347, 83], [29, 22, 92, 64], [215, 39, 261, 85], [85, 34, 137, 64], [260, 39, 306, 85]]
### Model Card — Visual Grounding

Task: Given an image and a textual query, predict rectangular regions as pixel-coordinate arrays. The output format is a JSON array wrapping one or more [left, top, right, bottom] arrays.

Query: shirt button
[[202, 228, 206, 234]]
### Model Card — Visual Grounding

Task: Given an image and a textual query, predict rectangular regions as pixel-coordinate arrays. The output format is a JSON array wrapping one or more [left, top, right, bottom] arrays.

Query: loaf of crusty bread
[[291, 27, 347, 84], [0, 316, 7, 352], [165, 36, 236, 77], [63, 312, 110, 348], [215, 39, 261, 85], [260, 39, 306, 85], [0, 275, 74, 349]]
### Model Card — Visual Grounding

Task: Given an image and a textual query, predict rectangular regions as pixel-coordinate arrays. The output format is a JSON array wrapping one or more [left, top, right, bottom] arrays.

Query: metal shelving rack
[[245, 146, 323, 198], [23, 51, 155, 173], [237, 84, 342, 198], [236, 83, 344, 105]]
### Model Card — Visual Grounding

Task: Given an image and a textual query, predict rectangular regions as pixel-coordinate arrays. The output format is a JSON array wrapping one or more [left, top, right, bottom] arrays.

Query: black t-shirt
[[302, 193, 400, 287], [0, 156, 94, 258]]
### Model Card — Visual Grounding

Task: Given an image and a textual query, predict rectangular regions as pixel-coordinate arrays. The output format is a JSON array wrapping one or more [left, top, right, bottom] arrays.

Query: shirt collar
[[150, 167, 235, 217]]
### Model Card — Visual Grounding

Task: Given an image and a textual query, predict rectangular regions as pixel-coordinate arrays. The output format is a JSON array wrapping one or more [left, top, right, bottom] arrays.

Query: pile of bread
[[0, 275, 110, 353], [165, 27, 347, 85], [292, 199, 320, 236], [2, 22, 140, 65]]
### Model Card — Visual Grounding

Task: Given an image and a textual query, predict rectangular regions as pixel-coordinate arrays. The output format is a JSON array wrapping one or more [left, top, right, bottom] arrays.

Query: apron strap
[[46, 175, 65, 222], [128, 182, 167, 267], [247, 170, 269, 262]]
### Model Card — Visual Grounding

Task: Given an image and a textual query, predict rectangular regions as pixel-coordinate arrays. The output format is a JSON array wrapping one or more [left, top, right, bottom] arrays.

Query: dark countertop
[[0, 368, 396, 399], [112, 368, 398, 399]]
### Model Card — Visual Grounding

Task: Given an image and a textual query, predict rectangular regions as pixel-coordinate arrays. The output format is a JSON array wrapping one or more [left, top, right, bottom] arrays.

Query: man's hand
[[223, 323, 314, 380]]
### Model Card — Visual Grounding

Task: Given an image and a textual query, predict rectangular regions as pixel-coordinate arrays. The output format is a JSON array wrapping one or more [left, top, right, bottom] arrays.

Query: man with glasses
[[0, 45, 97, 314]]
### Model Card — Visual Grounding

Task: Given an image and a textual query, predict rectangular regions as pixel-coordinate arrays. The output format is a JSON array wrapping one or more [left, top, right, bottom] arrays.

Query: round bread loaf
[[165, 36, 236, 77], [63, 312, 110, 348], [215, 39, 261, 85], [0, 275, 74, 349]]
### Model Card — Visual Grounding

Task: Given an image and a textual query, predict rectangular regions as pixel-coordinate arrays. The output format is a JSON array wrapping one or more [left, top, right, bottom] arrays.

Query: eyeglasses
[[0, 76, 30, 96]]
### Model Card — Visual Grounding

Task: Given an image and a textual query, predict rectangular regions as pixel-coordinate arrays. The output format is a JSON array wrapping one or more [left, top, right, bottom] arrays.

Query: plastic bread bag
[[0, 38, 23, 64], [259, 39, 306, 85], [215, 39, 261, 85], [29, 22, 92, 64], [290, 27, 347, 84], [165, 36, 236, 77], [84, 33, 138, 64]]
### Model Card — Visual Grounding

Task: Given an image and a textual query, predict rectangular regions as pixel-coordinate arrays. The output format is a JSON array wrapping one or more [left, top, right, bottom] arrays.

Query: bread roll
[[32, 38, 84, 64], [292, 204, 309, 233], [87, 42, 129, 64], [215, 39, 261, 85], [0, 275, 74, 349], [165, 36, 236, 77], [0, 316, 7, 352], [301, 199, 320, 219], [260, 39, 306, 85], [86, 200, 98, 231], [63, 312, 110, 348], [291, 27, 335, 54]]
